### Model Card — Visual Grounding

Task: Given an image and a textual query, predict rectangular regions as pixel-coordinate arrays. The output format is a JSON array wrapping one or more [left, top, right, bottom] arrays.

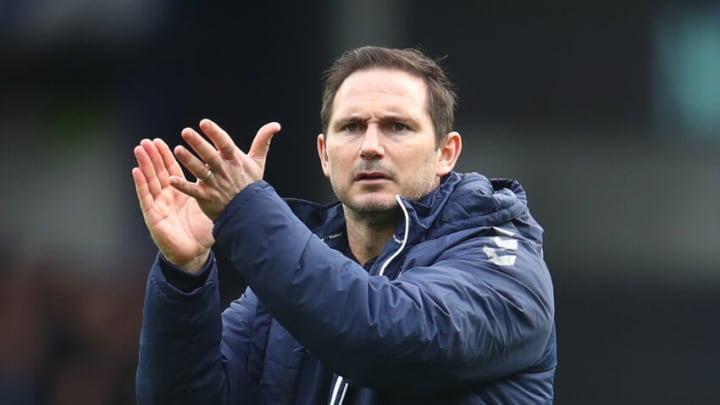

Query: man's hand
[[169, 119, 281, 221], [132, 138, 214, 273]]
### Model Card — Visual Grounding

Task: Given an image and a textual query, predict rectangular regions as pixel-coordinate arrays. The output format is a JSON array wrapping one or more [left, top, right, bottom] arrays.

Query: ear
[[436, 131, 462, 177], [317, 133, 330, 178]]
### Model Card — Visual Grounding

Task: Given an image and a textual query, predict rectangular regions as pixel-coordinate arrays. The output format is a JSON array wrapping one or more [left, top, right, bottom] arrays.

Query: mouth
[[355, 172, 391, 182]]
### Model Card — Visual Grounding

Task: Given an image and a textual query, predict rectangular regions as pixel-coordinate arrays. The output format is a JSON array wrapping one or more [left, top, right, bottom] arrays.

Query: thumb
[[248, 122, 282, 168]]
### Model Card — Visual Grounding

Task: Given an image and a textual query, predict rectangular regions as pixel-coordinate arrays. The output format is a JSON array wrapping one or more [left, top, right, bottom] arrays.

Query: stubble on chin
[[332, 183, 400, 226], [332, 178, 437, 225], [343, 201, 401, 227]]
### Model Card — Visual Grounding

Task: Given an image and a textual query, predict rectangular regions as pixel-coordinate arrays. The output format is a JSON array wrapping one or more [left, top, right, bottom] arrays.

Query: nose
[[359, 124, 384, 160]]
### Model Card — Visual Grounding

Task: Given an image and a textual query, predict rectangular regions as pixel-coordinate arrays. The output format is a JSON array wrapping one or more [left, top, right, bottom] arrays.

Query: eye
[[391, 122, 408, 132], [343, 122, 361, 132]]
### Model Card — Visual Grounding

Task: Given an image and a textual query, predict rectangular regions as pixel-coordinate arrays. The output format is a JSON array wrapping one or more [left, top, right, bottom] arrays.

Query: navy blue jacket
[[136, 172, 557, 404]]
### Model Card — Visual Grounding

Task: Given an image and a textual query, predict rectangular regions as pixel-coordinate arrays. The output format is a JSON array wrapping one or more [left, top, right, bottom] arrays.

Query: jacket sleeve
[[135, 253, 259, 404], [213, 181, 555, 393]]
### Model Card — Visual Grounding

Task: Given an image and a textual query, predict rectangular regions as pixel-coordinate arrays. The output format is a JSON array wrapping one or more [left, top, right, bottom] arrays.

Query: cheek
[[326, 157, 346, 183], [406, 150, 439, 173], [327, 148, 353, 173], [410, 154, 441, 186], [323, 146, 338, 175]]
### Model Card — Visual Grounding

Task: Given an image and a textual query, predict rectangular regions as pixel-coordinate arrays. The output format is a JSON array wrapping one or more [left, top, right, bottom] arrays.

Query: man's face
[[318, 68, 456, 216]]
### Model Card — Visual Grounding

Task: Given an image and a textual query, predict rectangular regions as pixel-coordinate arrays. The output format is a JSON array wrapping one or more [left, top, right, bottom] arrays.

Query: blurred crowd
[[0, 257, 144, 405]]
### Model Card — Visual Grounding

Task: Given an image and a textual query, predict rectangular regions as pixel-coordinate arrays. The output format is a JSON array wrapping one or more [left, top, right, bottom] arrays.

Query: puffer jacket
[[136, 172, 557, 404]]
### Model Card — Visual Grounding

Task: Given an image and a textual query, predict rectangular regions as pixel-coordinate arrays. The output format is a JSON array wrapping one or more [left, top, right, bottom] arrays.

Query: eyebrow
[[332, 112, 421, 130], [332, 114, 368, 129]]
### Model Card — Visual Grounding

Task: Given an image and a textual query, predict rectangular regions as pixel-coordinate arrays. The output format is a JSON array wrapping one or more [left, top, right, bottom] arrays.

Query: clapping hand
[[132, 137, 214, 273], [168, 119, 281, 220], [132, 119, 280, 273]]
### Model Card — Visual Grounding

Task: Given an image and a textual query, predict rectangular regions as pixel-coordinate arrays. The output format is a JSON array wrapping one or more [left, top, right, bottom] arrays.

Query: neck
[[344, 208, 401, 266]]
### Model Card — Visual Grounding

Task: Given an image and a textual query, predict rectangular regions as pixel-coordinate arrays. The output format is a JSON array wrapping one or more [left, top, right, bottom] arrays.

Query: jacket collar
[[285, 171, 536, 250]]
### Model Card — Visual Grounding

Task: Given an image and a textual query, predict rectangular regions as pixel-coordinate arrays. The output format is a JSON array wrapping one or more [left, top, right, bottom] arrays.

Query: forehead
[[330, 68, 429, 119]]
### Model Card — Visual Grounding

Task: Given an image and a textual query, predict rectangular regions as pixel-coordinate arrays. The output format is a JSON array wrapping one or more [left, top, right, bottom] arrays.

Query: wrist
[[165, 251, 211, 274]]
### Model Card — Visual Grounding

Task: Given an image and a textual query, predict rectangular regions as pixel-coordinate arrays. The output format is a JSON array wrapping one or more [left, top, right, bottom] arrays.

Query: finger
[[169, 175, 204, 200], [134, 141, 161, 197], [199, 119, 238, 160], [142, 138, 171, 186], [131, 167, 154, 215], [174, 145, 211, 182], [153, 138, 184, 178], [248, 122, 282, 169], [181, 126, 224, 170]]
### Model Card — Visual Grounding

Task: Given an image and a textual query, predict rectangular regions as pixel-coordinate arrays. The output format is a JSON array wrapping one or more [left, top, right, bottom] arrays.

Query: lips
[[355, 172, 390, 181]]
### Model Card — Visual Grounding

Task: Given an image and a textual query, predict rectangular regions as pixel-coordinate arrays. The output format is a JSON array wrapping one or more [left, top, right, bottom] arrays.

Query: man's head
[[317, 46, 462, 220], [321, 46, 457, 144]]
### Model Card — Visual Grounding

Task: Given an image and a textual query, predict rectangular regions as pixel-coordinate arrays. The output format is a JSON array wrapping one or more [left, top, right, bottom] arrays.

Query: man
[[132, 46, 556, 404]]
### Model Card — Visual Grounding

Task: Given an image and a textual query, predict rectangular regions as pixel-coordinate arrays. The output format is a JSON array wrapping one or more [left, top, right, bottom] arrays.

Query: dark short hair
[[320, 46, 457, 144]]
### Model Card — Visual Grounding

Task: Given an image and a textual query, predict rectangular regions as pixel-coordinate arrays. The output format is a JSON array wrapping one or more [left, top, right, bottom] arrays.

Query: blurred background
[[1, 0, 718, 403]]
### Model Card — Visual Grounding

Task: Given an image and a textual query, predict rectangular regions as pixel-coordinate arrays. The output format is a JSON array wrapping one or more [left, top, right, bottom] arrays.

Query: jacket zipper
[[329, 195, 411, 405]]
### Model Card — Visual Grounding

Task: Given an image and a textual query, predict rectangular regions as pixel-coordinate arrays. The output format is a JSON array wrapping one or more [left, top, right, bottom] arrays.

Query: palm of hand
[[133, 138, 215, 272], [146, 186, 214, 266]]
